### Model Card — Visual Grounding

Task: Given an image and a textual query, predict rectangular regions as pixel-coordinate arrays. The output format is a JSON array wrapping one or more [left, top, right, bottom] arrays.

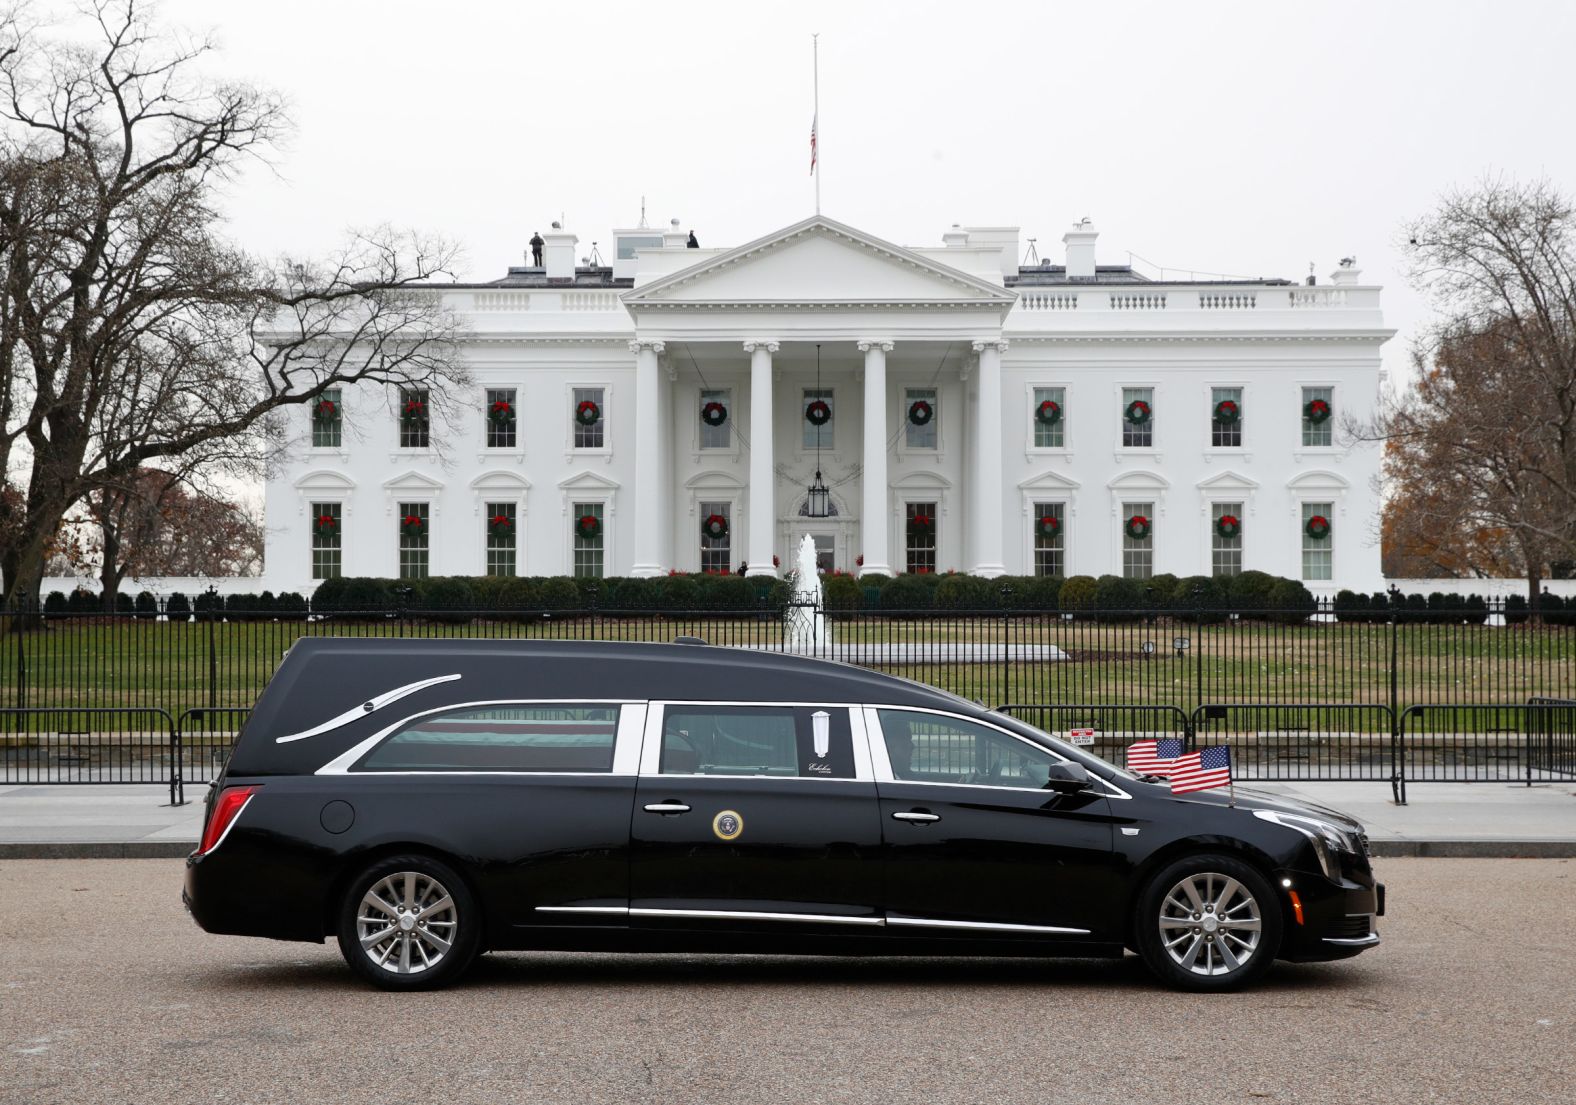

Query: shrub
[[1093, 574, 1144, 620], [1267, 578, 1317, 624], [66, 587, 98, 615], [310, 576, 349, 613], [422, 577, 476, 622], [43, 590, 68, 619], [134, 591, 158, 620], [881, 574, 932, 613], [822, 573, 863, 613], [655, 575, 702, 610], [114, 591, 135, 614], [571, 575, 602, 607], [1146, 573, 1179, 612], [934, 574, 998, 610], [225, 593, 258, 622], [1400, 593, 1429, 624], [1505, 593, 1530, 625], [1540, 592, 1572, 627], [468, 575, 513, 610], [701, 575, 754, 610], [1371, 591, 1395, 620], [1333, 590, 1368, 623], [256, 591, 278, 618], [339, 577, 394, 615], [164, 592, 191, 622], [1025, 575, 1062, 611], [1227, 570, 1278, 617], [1169, 575, 1225, 622], [492, 576, 541, 618], [275, 592, 309, 622], [193, 590, 223, 623], [1058, 575, 1098, 616], [537, 577, 581, 611], [1463, 593, 1489, 626]]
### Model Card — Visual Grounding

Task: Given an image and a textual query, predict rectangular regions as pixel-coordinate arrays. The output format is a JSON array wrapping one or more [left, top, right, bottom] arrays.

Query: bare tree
[[86, 469, 262, 593], [0, 1, 468, 613], [1379, 179, 1576, 606]]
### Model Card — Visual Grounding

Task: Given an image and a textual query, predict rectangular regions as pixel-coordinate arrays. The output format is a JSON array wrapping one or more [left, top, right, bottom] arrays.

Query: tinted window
[[358, 705, 620, 772], [661, 706, 855, 779], [878, 710, 1059, 789]]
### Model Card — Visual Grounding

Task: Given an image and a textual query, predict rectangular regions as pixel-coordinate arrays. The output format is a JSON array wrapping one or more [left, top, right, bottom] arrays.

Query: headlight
[[1253, 809, 1362, 881]]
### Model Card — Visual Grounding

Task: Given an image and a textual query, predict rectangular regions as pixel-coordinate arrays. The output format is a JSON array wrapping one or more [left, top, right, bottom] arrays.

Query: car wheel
[[1134, 853, 1282, 992], [336, 854, 479, 991]]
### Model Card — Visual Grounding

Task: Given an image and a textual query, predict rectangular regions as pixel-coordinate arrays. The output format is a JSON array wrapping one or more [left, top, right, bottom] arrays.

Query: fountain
[[784, 534, 833, 655]]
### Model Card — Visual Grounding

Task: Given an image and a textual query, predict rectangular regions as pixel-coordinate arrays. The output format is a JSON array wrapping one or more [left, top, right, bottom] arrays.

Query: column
[[629, 339, 666, 577], [971, 338, 1007, 577], [859, 340, 894, 577], [744, 340, 779, 577]]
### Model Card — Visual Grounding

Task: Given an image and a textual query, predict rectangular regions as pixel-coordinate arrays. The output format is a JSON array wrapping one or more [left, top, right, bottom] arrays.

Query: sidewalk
[[0, 781, 1572, 858]]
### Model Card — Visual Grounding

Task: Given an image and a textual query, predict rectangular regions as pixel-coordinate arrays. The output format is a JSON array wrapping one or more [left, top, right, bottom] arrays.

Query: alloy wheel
[[355, 870, 459, 975], [1157, 871, 1263, 977]]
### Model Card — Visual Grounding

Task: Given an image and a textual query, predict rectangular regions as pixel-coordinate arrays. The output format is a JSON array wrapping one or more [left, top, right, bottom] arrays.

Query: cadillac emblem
[[712, 810, 744, 841]]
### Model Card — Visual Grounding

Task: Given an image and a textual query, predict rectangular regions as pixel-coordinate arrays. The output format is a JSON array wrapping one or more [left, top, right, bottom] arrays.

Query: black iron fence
[[2, 601, 1574, 803]]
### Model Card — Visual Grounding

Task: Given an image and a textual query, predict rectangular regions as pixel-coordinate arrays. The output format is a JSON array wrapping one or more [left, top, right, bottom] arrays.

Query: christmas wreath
[[907, 512, 934, 538], [488, 399, 515, 426], [700, 400, 728, 427], [1125, 514, 1152, 540], [1304, 398, 1332, 425], [575, 399, 602, 426], [312, 513, 339, 540], [805, 399, 831, 426], [1215, 513, 1241, 540], [1036, 514, 1061, 540], [488, 513, 514, 540], [312, 398, 338, 424], [575, 514, 602, 541], [400, 398, 427, 427], [1305, 514, 1331, 540], [1213, 398, 1241, 424], [1035, 398, 1062, 425], [1124, 399, 1152, 425], [400, 513, 427, 539], [702, 513, 729, 541], [907, 399, 934, 427]]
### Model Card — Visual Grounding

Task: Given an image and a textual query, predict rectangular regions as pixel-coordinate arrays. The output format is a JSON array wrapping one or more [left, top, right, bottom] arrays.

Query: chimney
[[942, 224, 969, 249], [1330, 256, 1362, 286], [543, 221, 578, 282], [1062, 219, 1098, 280], [663, 217, 687, 249]]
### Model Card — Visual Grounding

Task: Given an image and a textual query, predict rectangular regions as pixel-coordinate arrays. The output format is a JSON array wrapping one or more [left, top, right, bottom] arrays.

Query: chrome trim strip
[[535, 906, 631, 916], [886, 915, 1091, 936], [277, 673, 463, 743], [628, 907, 885, 927], [1322, 933, 1381, 947]]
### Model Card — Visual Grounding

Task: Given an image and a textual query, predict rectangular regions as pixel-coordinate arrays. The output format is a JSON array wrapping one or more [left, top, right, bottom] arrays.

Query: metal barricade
[[1526, 697, 1576, 780], [174, 707, 251, 804], [0, 707, 180, 804], [1398, 702, 1576, 803], [1189, 703, 1399, 792], [995, 703, 1191, 769]]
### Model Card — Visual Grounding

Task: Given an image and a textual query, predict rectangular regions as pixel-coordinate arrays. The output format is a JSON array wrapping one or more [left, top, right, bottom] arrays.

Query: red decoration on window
[[488, 399, 515, 426], [575, 514, 602, 541], [488, 513, 514, 539], [907, 513, 934, 537], [1036, 514, 1061, 540], [312, 398, 338, 424], [400, 513, 427, 538], [702, 513, 729, 540], [400, 398, 428, 426], [1304, 398, 1332, 424], [1036, 399, 1062, 425], [575, 399, 602, 426], [1213, 398, 1241, 424], [1215, 513, 1241, 539], [701, 401, 728, 427], [312, 513, 339, 539], [1305, 514, 1331, 540], [1124, 515, 1151, 540], [907, 399, 934, 427], [1124, 399, 1152, 425], [805, 399, 832, 426]]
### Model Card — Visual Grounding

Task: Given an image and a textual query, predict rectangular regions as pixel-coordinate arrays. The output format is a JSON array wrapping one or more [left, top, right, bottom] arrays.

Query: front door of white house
[[783, 526, 840, 574]]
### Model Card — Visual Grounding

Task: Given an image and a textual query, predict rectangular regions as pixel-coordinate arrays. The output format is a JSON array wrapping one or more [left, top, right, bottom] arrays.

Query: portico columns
[[744, 340, 779, 577], [630, 339, 666, 578], [859, 340, 895, 577], [971, 339, 1007, 577]]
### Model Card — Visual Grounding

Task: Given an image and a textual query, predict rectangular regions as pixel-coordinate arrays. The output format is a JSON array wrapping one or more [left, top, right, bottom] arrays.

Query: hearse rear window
[[357, 705, 620, 773], [660, 706, 855, 779]]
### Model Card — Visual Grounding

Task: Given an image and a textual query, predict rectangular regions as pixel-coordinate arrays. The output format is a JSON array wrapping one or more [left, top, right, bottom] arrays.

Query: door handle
[[891, 810, 941, 823], [643, 802, 692, 814]]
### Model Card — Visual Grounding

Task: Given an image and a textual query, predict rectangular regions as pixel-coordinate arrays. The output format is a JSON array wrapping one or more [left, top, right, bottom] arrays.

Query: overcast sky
[[162, 0, 1576, 392]]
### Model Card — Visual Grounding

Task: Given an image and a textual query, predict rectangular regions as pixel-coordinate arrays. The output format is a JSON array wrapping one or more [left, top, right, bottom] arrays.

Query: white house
[[264, 214, 1392, 596]]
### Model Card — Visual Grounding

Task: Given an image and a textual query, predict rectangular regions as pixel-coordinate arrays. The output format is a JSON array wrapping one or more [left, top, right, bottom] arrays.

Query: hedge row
[[42, 588, 309, 622], [1334, 589, 1576, 625]]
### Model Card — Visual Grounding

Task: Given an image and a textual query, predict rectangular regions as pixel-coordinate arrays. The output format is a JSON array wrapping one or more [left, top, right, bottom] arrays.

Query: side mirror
[[1043, 762, 1094, 794]]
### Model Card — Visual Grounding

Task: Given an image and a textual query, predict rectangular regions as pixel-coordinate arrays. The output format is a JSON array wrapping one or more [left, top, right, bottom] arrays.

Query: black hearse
[[184, 638, 1382, 991]]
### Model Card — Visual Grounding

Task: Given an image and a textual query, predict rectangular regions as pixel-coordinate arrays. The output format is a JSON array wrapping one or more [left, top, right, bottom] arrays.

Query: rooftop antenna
[[639, 196, 648, 229], [1023, 238, 1039, 265], [589, 241, 603, 266]]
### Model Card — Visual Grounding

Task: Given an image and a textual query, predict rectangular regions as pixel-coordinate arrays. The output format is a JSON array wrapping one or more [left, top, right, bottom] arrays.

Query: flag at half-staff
[[1167, 745, 1234, 796], [1126, 737, 1183, 775]]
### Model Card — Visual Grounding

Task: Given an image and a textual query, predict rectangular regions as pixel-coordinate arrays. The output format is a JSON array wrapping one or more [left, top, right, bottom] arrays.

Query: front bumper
[[1279, 869, 1385, 962]]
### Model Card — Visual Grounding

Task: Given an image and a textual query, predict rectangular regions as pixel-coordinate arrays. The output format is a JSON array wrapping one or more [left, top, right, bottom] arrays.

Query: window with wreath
[[398, 388, 430, 449], [573, 387, 606, 449], [802, 388, 833, 450], [485, 501, 517, 577], [1033, 386, 1066, 448], [905, 502, 937, 574], [573, 502, 604, 578], [905, 387, 938, 449], [1122, 502, 1154, 580], [1121, 386, 1154, 448], [485, 388, 518, 449], [1301, 501, 1333, 581], [398, 501, 430, 580], [1211, 501, 1243, 577], [1211, 386, 1243, 448], [699, 388, 731, 449], [312, 388, 342, 449], [1302, 386, 1334, 447], [310, 501, 342, 580], [1033, 501, 1065, 577], [699, 500, 731, 573]]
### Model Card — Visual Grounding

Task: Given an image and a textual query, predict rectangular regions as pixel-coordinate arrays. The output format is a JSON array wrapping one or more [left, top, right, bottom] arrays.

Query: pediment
[[1019, 468, 1082, 492], [684, 469, 747, 491], [623, 216, 1017, 310], [891, 470, 954, 490], [1196, 469, 1260, 492], [381, 469, 445, 493], [1286, 468, 1349, 491], [293, 469, 357, 492], [558, 469, 621, 492], [468, 469, 532, 493], [1107, 469, 1170, 491]]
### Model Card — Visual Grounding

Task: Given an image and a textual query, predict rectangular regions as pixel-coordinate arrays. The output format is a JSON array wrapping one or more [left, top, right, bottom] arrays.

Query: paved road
[[0, 859, 1571, 1105]]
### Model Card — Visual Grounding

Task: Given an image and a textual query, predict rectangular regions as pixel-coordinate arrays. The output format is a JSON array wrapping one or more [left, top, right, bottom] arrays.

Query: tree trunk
[[1529, 565, 1544, 620], [99, 522, 122, 612]]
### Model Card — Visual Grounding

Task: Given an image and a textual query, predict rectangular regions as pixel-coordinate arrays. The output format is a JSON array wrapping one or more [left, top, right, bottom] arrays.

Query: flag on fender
[[1168, 745, 1233, 794], [1126, 737, 1183, 775]]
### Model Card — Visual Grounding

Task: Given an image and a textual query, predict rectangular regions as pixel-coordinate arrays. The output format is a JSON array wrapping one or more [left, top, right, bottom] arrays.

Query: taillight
[[197, 786, 257, 855]]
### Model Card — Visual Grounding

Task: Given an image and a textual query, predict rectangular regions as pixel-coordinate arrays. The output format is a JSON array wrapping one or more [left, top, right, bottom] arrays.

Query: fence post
[[206, 587, 218, 711], [1193, 586, 1205, 718], [170, 710, 184, 807], [1389, 609, 1401, 802], [999, 585, 1013, 709], [13, 619, 24, 710]]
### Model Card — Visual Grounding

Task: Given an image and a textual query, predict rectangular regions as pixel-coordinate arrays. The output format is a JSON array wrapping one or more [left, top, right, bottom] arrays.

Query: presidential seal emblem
[[712, 810, 744, 841]]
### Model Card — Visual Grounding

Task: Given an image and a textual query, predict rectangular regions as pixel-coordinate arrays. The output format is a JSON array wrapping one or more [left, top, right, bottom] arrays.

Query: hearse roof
[[228, 637, 976, 777]]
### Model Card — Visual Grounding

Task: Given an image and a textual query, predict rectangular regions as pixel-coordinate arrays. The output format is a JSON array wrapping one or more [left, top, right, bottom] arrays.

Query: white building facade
[[264, 215, 1392, 596]]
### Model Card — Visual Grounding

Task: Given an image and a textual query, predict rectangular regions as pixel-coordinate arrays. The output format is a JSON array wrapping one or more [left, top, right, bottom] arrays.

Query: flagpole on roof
[[812, 33, 821, 215]]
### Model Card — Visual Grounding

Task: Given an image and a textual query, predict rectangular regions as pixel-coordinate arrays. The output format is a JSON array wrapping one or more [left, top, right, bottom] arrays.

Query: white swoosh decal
[[275, 673, 463, 743]]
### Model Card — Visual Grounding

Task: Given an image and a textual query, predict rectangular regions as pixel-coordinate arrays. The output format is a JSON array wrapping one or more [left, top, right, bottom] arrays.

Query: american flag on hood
[[1168, 745, 1233, 794], [1126, 738, 1183, 775]]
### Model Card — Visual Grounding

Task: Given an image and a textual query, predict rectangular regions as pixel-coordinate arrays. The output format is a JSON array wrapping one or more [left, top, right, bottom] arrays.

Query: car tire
[[1134, 852, 1282, 992], [336, 854, 480, 991]]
